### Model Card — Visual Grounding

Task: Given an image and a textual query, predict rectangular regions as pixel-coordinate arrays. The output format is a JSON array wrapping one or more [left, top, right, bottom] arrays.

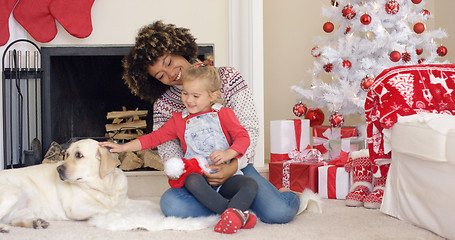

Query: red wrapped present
[[270, 119, 310, 162], [269, 161, 323, 193], [312, 126, 358, 158], [318, 165, 351, 199]]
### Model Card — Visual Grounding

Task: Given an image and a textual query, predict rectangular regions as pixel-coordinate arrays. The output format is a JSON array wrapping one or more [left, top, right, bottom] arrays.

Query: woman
[[122, 20, 302, 224]]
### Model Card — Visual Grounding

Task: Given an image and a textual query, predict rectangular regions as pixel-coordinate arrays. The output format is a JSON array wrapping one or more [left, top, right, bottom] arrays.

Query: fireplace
[[41, 46, 147, 152], [40, 45, 213, 157]]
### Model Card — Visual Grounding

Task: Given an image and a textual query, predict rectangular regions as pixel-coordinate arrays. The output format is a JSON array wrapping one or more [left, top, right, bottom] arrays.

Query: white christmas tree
[[292, 0, 449, 126]]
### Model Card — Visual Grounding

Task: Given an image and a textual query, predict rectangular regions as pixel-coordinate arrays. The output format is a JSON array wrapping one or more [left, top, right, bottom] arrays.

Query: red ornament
[[323, 63, 334, 72], [437, 45, 448, 57], [305, 109, 325, 127], [342, 59, 352, 69], [418, 58, 425, 64], [342, 5, 356, 20], [414, 22, 425, 34], [401, 52, 411, 63], [390, 50, 401, 62], [360, 13, 371, 25], [331, 0, 339, 7], [293, 102, 308, 117], [323, 21, 334, 33], [385, 0, 400, 15], [361, 76, 375, 91], [329, 112, 344, 128], [416, 48, 423, 55], [421, 9, 430, 17], [344, 26, 352, 35], [411, 0, 422, 4], [311, 46, 321, 57]]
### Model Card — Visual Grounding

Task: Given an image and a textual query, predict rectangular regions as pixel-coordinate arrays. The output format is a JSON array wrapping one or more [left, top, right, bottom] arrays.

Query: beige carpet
[[1, 198, 444, 240]]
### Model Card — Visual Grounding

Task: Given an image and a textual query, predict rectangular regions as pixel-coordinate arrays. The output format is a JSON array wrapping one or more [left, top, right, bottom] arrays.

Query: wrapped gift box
[[269, 161, 323, 193], [270, 119, 310, 162], [318, 165, 351, 199], [312, 126, 358, 159], [327, 138, 367, 160]]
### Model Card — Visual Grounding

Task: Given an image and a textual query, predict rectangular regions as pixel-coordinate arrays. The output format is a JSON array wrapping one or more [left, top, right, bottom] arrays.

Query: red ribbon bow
[[328, 150, 349, 167]]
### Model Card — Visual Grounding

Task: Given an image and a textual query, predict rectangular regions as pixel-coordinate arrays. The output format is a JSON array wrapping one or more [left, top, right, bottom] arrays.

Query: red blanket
[[365, 64, 455, 175]]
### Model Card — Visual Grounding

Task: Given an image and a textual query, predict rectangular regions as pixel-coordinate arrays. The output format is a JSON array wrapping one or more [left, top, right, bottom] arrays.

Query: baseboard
[[125, 171, 169, 198]]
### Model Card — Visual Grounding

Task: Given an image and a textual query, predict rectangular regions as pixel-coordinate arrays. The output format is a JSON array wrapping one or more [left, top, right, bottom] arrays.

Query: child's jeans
[[160, 164, 300, 224]]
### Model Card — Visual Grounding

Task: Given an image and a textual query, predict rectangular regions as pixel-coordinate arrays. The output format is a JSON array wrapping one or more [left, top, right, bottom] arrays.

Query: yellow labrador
[[0, 139, 127, 233]]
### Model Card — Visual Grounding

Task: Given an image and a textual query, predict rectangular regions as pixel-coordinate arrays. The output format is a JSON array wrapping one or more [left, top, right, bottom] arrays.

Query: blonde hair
[[183, 57, 224, 105], [184, 58, 220, 92]]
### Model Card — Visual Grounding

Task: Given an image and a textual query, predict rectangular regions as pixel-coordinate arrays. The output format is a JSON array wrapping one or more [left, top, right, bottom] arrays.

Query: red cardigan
[[138, 107, 250, 158]]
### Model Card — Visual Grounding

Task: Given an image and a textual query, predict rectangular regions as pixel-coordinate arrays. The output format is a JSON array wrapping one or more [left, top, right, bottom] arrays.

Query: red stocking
[[49, 0, 95, 38], [0, 0, 19, 46], [12, 0, 57, 43]]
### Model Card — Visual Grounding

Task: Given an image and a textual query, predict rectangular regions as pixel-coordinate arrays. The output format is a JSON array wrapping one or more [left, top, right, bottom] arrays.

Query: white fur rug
[[88, 199, 218, 231], [88, 189, 322, 231], [1, 198, 444, 240]]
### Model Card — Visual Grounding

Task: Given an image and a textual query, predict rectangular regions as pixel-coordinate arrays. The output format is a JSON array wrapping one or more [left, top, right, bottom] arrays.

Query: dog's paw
[[32, 218, 49, 229], [0, 224, 10, 233]]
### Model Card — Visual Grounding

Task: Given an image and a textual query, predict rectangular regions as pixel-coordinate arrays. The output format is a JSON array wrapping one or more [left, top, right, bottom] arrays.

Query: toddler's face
[[182, 79, 217, 114]]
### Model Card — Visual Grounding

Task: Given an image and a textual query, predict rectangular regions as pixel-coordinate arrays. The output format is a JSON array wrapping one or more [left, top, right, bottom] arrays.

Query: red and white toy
[[164, 156, 212, 188]]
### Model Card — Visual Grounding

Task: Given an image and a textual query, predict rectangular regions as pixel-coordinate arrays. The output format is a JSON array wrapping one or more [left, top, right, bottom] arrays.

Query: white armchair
[[381, 107, 455, 240]]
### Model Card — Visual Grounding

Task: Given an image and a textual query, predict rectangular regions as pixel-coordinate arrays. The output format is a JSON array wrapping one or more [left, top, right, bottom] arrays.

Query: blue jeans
[[160, 164, 300, 224]]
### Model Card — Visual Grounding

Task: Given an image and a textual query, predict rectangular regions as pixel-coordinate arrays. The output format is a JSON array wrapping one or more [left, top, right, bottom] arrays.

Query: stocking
[[0, 0, 19, 46], [364, 164, 390, 209], [12, 0, 57, 43], [345, 149, 373, 207], [49, 0, 95, 38]]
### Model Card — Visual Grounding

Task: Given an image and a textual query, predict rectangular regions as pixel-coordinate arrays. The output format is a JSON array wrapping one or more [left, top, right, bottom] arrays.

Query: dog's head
[[57, 139, 120, 182]]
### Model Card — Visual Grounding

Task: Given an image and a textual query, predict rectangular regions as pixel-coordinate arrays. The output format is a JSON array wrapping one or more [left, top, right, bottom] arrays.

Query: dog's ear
[[98, 146, 120, 179]]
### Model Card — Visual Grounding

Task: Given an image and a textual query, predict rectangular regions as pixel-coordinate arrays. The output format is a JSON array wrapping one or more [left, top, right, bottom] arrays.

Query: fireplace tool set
[[1, 39, 43, 169]]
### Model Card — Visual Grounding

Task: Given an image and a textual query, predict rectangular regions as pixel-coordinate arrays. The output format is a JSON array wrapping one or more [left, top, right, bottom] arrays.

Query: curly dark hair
[[122, 21, 198, 102]]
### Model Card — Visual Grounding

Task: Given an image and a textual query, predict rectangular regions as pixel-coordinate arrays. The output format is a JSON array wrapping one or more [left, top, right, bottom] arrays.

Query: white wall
[[41, 0, 230, 66]]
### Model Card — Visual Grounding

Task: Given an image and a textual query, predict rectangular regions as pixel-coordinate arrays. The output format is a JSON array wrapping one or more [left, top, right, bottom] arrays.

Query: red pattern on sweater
[[365, 64, 455, 174]]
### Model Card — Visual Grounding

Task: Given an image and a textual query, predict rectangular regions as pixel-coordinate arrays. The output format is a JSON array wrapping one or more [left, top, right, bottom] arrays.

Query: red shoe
[[241, 211, 257, 229], [214, 208, 257, 234], [214, 208, 243, 234]]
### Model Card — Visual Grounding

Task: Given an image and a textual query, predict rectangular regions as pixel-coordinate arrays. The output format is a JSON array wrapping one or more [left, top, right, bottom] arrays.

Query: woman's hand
[[203, 158, 238, 186], [209, 149, 238, 165]]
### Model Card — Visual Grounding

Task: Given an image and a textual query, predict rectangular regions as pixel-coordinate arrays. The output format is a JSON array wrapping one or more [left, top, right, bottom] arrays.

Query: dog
[[0, 139, 127, 233]]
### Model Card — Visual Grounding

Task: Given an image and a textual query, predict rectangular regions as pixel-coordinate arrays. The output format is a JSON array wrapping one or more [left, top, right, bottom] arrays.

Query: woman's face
[[147, 54, 191, 86]]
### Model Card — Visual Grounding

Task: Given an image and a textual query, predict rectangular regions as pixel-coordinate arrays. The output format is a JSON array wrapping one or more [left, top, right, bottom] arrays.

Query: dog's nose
[[57, 165, 66, 180]]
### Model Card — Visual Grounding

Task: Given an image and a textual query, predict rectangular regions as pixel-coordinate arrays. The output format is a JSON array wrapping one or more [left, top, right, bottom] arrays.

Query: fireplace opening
[[41, 46, 149, 152], [41, 45, 213, 158]]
